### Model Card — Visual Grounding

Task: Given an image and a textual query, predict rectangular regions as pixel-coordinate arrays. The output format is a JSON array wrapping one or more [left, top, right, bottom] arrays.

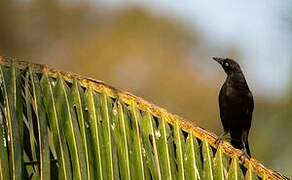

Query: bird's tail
[[244, 140, 251, 157]]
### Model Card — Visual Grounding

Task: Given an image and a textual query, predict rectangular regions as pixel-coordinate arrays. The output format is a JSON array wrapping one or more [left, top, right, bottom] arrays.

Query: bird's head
[[212, 57, 242, 75]]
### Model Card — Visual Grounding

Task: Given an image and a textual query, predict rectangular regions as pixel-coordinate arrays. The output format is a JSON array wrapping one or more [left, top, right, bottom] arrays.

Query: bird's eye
[[224, 62, 229, 67]]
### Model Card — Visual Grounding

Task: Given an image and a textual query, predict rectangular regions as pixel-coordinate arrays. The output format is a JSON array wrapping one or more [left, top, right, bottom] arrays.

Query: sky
[[96, 0, 292, 97]]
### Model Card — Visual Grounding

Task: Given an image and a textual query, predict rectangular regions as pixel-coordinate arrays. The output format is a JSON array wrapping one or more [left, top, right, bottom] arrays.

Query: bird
[[213, 57, 254, 157]]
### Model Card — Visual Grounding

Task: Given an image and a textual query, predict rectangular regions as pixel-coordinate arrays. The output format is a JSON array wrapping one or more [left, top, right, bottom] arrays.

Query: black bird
[[213, 57, 254, 157]]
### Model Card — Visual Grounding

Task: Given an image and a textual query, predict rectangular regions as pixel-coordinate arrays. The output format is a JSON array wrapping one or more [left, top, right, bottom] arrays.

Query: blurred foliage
[[0, 0, 291, 177]]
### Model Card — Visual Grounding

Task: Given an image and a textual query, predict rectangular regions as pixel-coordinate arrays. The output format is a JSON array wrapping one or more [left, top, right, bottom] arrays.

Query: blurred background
[[0, 0, 291, 177]]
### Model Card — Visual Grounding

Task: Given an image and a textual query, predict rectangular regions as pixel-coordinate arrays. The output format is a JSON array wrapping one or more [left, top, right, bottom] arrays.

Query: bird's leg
[[215, 131, 229, 147], [239, 131, 251, 161], [239, 148, 250, 163], [240, 145, 250, 158]]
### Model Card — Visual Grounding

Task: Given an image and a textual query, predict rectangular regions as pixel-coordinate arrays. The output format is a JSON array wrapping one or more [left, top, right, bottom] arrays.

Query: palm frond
[[0, 58, 288, 180]]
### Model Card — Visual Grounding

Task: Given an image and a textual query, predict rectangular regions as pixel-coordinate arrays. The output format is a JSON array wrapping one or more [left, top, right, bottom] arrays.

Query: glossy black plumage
[[213, 57, 254, 157]]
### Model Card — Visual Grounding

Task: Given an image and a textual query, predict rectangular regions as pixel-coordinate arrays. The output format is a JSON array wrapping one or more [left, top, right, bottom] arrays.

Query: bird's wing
[[218, 83, 229, 130], [245, 92, 254, 130]]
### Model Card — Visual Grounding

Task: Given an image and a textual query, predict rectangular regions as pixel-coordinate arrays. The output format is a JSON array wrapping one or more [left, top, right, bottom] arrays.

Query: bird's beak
[[212, 57, 224, 65]]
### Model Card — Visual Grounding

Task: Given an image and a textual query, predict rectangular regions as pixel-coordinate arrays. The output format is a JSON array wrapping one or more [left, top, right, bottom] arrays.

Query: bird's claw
[[215, 131, 228, 147], [239, 150, 251, 163], [215, 136, 223, 147]]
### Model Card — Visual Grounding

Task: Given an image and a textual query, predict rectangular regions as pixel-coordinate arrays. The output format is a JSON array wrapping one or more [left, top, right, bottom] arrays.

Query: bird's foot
[[239, 150, 251, 163], [215, 137, 223, 147], [215, 131, 228, 147]]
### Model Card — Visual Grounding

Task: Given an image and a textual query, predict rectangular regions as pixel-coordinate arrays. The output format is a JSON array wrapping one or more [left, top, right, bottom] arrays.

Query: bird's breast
[[224, 85, 250, 104]]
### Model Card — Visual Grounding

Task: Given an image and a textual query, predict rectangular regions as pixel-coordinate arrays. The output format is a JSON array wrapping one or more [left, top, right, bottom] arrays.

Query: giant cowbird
[[213, 57, 253, 157]]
